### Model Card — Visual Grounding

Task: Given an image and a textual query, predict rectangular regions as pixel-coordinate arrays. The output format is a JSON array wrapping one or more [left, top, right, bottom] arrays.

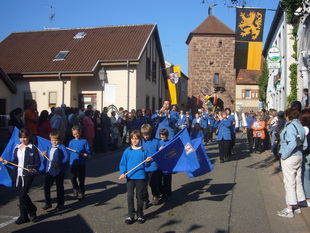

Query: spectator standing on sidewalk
[[301, 88, 309, 110], [50, 107, 66, 143], [101, 107, 111, 153], [246, 111, 256, 153], [82, 110, 94, 155], [24, 100, 39, 145], [8, 108, 24, 135], [252, 115, 265, 154], [37, 110, 52, 140], [300, 108, 310, 207], [261, 109, 270, 150], [277, 107, 308, 218], [272, 111, 285, 162]]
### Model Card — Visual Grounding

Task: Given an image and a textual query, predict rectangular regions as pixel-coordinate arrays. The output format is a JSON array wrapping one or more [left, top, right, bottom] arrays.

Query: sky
[[0, 0, 279, 75]]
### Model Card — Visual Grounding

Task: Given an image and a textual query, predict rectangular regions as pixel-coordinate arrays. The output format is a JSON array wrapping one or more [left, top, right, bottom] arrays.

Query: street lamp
[[99, 67, 107, 111]]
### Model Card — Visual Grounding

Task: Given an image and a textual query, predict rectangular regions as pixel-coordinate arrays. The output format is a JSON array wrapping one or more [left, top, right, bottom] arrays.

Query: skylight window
[[53, 51, 69, 60], [73, 32, 86, 39]]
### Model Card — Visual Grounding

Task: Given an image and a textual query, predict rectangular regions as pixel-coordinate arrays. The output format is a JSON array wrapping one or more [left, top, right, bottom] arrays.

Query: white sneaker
[[294, 207, 301, 214], [277, 208, 294, 218]]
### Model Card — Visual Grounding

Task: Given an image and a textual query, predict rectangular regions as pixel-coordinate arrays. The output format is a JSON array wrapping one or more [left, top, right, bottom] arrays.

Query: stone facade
[[188, 35, 236, 111]]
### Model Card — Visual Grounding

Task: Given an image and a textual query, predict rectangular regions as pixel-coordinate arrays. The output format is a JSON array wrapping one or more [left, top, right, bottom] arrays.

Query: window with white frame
[[245, 90, 251, 98], [49, 92, 57, 108]]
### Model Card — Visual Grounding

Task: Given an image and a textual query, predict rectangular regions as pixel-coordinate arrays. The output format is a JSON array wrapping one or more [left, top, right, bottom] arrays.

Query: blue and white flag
[[37, 136, 52, 171], [0, 163, 12, 187], [152, 128, 200, 173], [1, 127, 20, 161], [187, 137, 213, 178]]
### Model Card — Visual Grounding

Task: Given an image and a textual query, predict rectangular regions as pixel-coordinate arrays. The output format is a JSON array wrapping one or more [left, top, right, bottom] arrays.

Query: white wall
[[266, 13, 294, 111], [0, 79, 14, 114], [13, 78, 64, 112], [297, 16, 310, 102]]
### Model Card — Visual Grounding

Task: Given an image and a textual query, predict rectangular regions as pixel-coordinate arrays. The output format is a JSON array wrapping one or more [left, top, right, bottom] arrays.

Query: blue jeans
[[302, 154, 310, 198], [126, 179, 146, 218]]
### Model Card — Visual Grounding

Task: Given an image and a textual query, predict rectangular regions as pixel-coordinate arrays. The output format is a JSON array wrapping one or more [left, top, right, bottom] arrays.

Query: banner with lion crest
[[234, 7, 266, 71]]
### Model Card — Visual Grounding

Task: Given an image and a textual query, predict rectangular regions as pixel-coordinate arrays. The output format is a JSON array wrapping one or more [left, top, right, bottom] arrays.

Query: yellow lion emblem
[[238, 11, 263, 40]]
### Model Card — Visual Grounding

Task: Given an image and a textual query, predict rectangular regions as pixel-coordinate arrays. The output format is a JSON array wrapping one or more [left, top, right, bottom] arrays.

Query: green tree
[[281, 0, 302, 106], [258, 60, 269, 106]]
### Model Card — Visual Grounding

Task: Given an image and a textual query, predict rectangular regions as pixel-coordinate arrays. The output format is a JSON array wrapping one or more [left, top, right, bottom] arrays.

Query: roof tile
[[0, 24, 155, 74]]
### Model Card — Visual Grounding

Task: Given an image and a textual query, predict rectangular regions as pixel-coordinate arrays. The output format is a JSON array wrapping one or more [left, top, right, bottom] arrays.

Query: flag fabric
[[168, 75, 177, 105], [173, 65, 181, 78], [234, 7, 266, 70], [187, 137, 213, 178], [37, 136, 52, 171], [151, 128, 200, 173], [1, 127, 20, 161], [0, 163, 12, 187]]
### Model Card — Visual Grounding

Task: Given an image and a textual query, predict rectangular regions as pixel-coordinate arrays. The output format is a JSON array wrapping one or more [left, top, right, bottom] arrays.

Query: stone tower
[[186, 14, 236, 112]]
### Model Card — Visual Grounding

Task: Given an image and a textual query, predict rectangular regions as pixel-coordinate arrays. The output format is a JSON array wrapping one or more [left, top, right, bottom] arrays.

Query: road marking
[[0, 216, 18, 228]]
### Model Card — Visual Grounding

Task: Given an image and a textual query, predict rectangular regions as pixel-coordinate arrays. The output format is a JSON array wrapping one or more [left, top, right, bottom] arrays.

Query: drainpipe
[[59, 72, 65, 105], [127, 60, 130, 111]]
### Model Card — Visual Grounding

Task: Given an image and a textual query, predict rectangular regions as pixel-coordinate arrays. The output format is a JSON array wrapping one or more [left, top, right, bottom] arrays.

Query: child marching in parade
[[68, 125, 90, 199], [158, 128, 172, 200], [0, 128, 41, 224], [42, 130, 69, 211], [140, 124, 160, 206], [119, 130, 152, 224]]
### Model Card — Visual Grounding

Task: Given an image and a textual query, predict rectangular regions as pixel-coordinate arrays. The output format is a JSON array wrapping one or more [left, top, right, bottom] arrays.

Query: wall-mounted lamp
[[99, 67, 107, 81]]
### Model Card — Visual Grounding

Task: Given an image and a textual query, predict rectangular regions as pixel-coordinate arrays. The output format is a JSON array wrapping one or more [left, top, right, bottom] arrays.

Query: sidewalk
[[248, 141, 310, 233]]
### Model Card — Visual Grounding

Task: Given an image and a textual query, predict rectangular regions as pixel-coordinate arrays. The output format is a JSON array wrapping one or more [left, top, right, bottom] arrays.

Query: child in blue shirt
[[119, 130, 151, 225], [0, 127, 41, 224], [42, 130, 69, 211], [191, 123, 204, 140], [140, 124, 160, 206], [158, 128, 172, 200], [68, 125, 90, 199]]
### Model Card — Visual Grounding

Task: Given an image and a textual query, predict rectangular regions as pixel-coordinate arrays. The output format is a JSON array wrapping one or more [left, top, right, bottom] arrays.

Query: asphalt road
[[1, 133, 310, 233]]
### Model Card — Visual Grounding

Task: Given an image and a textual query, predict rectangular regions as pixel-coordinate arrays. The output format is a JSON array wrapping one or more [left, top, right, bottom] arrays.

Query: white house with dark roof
[[0, 67, 17, 115], [262, 4, 294, 111], [0, 24, 169, 113]]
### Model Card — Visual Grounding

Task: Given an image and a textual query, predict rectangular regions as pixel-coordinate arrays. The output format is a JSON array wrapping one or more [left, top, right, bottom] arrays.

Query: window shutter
[[242, 89, 245, 99]]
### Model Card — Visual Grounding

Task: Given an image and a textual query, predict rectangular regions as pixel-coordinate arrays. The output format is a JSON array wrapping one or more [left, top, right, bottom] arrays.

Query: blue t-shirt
[[119, 146, 149, 179], [68, 139, 90, 165], [191, 130, 204, 139], [141, 138, 159, 172]]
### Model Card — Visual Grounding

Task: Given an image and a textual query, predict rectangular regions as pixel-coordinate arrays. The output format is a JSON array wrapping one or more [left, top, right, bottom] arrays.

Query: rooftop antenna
[[44, 5, 59, 30], [49, 5, 55, 28]]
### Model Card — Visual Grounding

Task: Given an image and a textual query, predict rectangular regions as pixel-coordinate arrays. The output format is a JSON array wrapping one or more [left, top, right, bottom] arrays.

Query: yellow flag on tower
[[168, 65, 181, 105], [173, 65, 181, 77]]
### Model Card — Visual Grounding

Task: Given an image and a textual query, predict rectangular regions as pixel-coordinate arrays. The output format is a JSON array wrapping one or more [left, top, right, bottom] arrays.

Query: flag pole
[[227, 5, 278, 11], [66, 147, 86, 156], [33, 144, 51, 161], [4, 160, 31, 172], [119, 159, 147, 179]]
